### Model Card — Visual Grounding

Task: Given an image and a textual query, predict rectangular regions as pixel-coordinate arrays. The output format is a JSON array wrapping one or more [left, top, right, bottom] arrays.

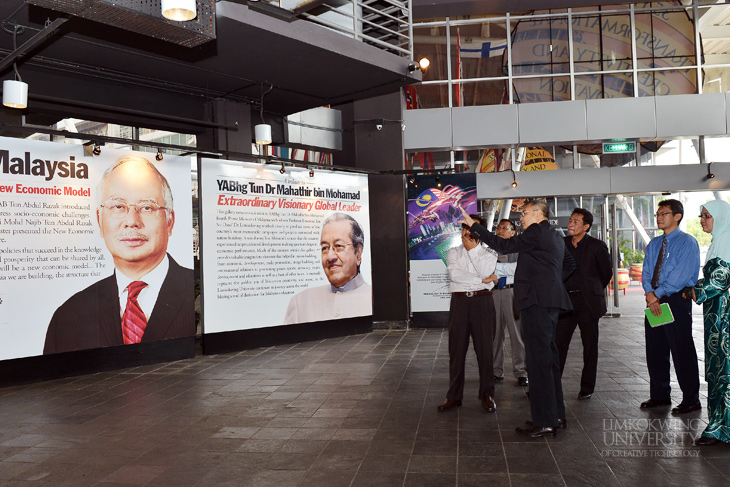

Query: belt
[[501, 284, 514, 289], [568, 289, 582, 294], [453, 290, 493, 297]]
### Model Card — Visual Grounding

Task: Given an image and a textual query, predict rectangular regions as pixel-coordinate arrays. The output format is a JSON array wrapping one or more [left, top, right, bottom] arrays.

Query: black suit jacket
[[44, 255, 195, 354], [564, 235, 613, 319], [471, 220, 575, 312]]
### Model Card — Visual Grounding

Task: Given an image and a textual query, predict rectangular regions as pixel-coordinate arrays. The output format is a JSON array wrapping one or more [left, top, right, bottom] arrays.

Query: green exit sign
[[602, 142, 636, 154]]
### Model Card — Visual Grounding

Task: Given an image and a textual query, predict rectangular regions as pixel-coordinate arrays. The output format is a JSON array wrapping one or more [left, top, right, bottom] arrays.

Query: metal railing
[[276, 0, 413, 57]]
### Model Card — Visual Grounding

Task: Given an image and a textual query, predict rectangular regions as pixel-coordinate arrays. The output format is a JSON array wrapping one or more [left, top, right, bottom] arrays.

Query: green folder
[[644, 303, 674, 327]]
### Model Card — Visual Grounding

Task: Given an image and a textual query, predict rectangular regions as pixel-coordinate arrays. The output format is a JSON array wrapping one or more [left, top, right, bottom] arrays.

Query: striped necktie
[[122, 281, 148, 344], [650, 236, 667, 290]]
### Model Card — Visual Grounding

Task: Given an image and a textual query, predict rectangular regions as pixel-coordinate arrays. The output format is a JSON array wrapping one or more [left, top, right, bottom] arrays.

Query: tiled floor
[[1, 293, 729, 486]]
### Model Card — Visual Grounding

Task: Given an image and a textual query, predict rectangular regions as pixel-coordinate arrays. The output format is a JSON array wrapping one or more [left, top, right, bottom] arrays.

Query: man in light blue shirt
[[640, 199, 701, 415], [490, 219, 528, 387]]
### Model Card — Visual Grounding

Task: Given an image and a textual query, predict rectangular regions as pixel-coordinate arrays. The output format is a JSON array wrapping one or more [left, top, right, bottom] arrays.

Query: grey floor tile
[[0, 305, 727, 486]]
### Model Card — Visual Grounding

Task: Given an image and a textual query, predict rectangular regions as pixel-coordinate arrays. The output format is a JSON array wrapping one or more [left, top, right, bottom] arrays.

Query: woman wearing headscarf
[[693, 199, 730, 446]]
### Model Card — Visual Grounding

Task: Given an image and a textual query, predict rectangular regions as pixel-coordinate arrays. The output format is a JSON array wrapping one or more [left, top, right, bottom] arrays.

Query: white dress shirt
[[447, 243, 498, 292], [283, 273, 372, 324]]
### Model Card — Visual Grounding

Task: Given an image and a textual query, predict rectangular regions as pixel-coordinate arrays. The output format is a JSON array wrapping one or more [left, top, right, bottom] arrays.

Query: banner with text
[[407, 174, 477, 312], [0, 137, 194, 360], [200, 159, 372, 332]]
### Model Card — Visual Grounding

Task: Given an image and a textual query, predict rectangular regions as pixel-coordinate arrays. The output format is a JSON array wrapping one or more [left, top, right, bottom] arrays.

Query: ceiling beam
[[412, 0, 646, 18], [0, 17, 68, 74]]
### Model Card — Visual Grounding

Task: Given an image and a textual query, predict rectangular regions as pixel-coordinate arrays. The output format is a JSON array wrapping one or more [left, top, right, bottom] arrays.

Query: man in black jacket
[[556, 208, 612, 400], [460, 200, 575, 438]]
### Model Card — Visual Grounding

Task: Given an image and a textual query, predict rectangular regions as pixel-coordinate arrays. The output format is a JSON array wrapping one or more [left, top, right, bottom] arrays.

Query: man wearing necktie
[[640, 199, 701, 415], [44, 155, 194, 354]]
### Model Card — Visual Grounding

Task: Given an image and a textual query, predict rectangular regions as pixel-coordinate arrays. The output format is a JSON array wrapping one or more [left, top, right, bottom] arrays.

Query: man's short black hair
[[498, 219, 516, 232], [526, 199, 549, 218], [571, 208, 594, 231], [470, 214, 483, 226], [658, 198, 684, 224]]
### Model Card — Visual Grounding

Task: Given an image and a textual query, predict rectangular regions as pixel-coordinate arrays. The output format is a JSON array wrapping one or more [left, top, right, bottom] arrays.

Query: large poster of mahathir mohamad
[[200, 159, 371, 332], [0, 137, 195, 360], [408, 174, 477, 312]]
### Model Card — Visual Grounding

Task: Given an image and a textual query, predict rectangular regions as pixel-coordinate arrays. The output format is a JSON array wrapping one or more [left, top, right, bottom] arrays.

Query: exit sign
[[602, 141, 636, 154]]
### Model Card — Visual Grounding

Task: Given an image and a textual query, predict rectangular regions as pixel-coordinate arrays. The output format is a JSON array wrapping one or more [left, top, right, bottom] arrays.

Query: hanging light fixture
[[309, 168, 314, 177], [510, 169, 518, 188], [3, 80, 27, 109], [155, 150, 164, 161], [161, 0, 197, 21], [279, 163, 286, 174], [255, 124, 272, 145], [3, 25, 27, 109], [255, 81, 273, 145]]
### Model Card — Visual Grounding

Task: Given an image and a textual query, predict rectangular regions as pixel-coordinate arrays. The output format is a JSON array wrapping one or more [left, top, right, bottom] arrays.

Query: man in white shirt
[[437, 214, 499, 413]]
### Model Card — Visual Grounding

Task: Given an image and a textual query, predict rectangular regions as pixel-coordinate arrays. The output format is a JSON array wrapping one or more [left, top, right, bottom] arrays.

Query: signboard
[[200, 159, 371, 331], [0, 137, 194, 359], [602, 142, 636, 154], [407, 174, 477, 312]]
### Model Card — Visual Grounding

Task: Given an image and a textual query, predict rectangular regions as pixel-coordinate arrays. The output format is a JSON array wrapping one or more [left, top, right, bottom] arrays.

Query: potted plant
[[622, 248, 645, 282]]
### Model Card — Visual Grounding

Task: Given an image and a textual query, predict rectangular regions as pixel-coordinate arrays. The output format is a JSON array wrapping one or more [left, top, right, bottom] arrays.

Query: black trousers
[[556, 293, 599, 395], [447, 293, 496, 401], [521, 304, 565, 428], [645, 291, 700, 405]]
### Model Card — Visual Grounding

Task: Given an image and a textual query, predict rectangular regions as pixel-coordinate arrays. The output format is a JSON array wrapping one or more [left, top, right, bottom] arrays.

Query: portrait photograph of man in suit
[[43, 154, 194, 354]]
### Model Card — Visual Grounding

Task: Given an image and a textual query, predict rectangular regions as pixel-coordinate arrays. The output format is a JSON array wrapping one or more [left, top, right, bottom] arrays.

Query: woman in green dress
[[693, 199, 730, 446]]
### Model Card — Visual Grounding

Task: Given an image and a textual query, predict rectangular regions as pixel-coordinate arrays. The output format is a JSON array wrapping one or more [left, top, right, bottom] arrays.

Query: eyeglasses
[[654, 211, 674, 218], [699, 213, 713, 219], [520, 209, 539, 217], [100, 200, 167, 218], [321, 243, 353, 255]]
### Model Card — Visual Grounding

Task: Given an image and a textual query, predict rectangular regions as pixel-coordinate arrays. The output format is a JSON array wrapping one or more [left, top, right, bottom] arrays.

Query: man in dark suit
[[44, 154, 194, 354], [461, 200, 575, 438], [556, 208, 612, 400]]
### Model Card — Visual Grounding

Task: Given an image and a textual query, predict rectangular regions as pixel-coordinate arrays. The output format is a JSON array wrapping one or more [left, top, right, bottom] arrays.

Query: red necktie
[[122, 281, 148, 344]]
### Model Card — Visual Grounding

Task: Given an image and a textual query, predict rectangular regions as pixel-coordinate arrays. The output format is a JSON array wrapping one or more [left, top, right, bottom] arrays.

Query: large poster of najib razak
[[0, 137, 194, 360]]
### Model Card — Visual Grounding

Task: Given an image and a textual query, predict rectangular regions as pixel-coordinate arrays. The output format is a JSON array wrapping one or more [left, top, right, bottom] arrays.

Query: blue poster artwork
[[407, 173, 477, 261]]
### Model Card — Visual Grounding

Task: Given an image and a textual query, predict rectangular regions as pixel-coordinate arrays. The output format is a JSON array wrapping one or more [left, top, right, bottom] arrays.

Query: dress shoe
[[578, 392, 593, 400], [526, 418, 567, 429], [517, 377, 529, 387], [516, 425, 557, 438], [494, 376, 504, 382], [482, 395, 496, 412], [437, 399, 462, 411], [695, 436, 721, 446], [640, 398, 671, 409], [671, 402, 701, 415]]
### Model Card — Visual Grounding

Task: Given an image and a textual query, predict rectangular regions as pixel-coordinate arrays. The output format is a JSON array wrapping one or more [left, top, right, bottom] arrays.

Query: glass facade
[[406, 1, 730, 172], [411, 1, 729, 109]]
